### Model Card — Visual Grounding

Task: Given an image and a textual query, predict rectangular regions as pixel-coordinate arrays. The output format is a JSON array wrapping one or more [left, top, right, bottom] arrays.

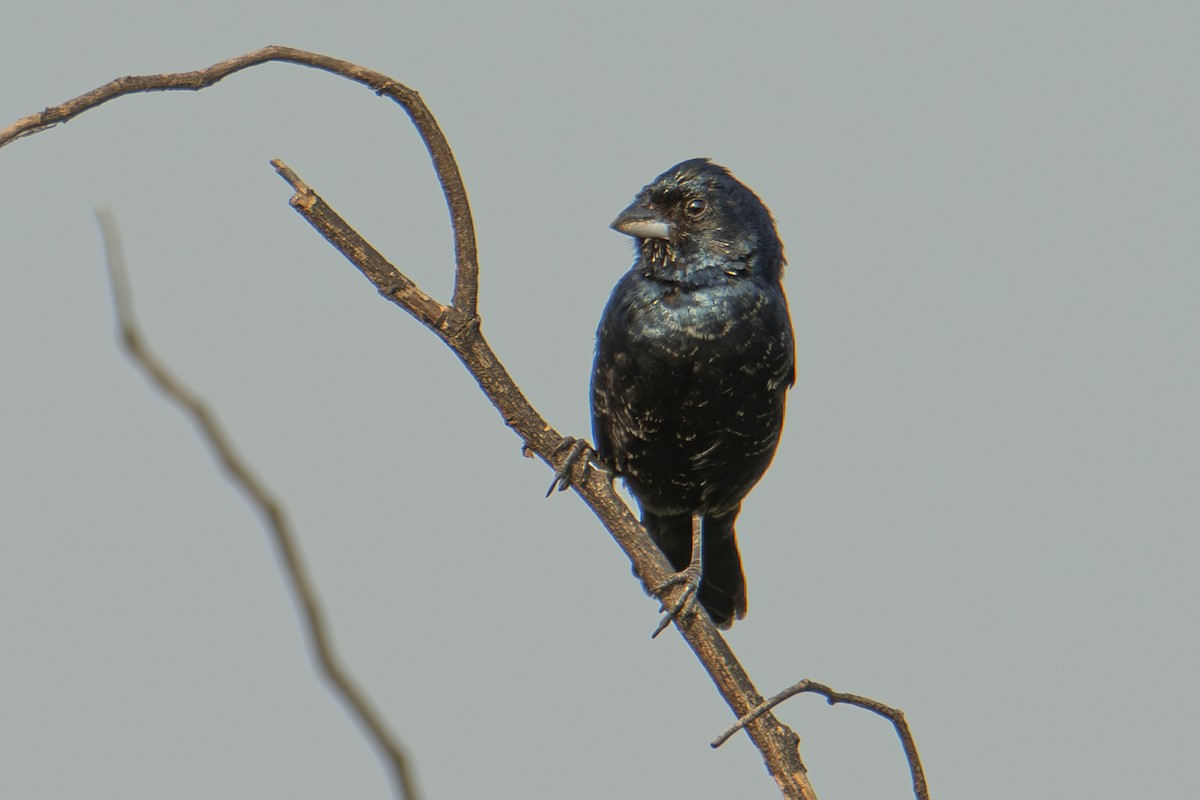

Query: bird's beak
[[611, 201, 670, 240]]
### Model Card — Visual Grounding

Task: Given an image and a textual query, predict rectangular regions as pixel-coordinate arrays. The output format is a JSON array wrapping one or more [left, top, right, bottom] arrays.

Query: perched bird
[[591, 158, 795, 628]]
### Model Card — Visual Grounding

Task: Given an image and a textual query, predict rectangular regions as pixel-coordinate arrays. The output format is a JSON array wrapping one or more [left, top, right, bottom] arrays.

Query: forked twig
[[712, 678, 928, 800], [95, 210, 421, 800]]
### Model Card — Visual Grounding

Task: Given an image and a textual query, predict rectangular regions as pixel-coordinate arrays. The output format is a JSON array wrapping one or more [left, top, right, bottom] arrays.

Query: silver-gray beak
[[611, 200, 670, 240]]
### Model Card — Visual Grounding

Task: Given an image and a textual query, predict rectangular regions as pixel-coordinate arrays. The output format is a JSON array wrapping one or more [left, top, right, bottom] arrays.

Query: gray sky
[[3, 3, 1197, 798]]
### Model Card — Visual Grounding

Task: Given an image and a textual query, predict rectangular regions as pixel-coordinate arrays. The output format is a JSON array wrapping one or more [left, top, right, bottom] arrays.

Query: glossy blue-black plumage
[[591, 159, 794, 627]]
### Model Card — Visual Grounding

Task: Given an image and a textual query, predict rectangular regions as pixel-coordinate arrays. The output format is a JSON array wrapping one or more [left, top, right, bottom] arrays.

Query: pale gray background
[[2, 3, 1197, 798]]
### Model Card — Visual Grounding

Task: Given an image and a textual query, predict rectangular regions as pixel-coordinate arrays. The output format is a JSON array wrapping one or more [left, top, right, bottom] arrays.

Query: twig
[[94, 210, 422, 800], [0, 45, 477, 317], [712, 679, 929, 800]]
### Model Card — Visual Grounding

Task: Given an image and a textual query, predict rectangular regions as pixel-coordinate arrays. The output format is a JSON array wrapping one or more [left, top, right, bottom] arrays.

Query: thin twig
[[95, 210, 421, 800], [0, 45, 477, 317], [712, 679, 929, 800]]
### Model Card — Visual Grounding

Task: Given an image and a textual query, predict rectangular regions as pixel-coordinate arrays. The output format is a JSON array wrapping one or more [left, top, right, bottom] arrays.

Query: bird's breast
[[625, 279, 775, 351], [591, 271, 794, 514]]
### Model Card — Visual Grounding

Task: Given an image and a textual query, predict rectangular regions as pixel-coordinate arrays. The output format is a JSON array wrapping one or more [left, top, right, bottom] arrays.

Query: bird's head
[[611, 158, 784, 285]]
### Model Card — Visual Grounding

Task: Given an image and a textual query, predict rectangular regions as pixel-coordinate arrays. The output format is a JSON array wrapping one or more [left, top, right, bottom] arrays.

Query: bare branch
[[95, 210, 422, 800], [2, 45, 477, 316], [712, 679, 929, 800], [272, 159, 448, 327]]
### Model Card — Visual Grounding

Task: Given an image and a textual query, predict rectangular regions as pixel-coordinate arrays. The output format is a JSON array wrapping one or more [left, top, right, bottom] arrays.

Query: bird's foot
[[649, 562, 703, 638], [545, 436, 603, 497]]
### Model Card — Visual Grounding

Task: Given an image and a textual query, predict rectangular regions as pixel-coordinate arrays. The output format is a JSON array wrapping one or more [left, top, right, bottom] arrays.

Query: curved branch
[[0, 45, 478, 317], [95, 210, 421, 800], [712, 679, 928, 800]]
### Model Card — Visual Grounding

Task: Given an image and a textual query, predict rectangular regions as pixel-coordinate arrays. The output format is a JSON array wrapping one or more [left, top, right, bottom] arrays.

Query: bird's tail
[[643, 509, 747, 628], [700, 510, 747, 628]]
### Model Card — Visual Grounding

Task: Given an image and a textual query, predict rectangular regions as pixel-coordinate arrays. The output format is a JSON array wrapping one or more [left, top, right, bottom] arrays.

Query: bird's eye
[[685, 198, 707, 215]]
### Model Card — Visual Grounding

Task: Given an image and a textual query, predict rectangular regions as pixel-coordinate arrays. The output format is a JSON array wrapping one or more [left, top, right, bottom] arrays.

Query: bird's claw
[[650, 564, 703, 638], [545, 436, 599, 497]]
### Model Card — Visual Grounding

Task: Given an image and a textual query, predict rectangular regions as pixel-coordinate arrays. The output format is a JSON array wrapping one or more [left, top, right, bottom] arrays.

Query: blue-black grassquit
[[591, 159, 794, 628]]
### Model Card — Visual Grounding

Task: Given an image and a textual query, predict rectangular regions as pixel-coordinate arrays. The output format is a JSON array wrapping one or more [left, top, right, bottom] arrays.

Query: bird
[[590, 158, 795, 628]]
